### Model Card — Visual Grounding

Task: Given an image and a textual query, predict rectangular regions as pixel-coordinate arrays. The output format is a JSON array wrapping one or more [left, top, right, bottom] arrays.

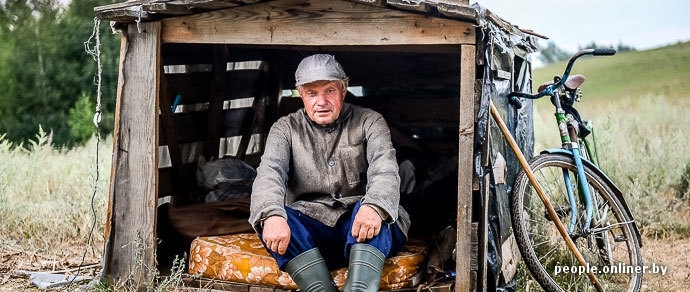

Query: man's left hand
[[351, 205, 383, 242]]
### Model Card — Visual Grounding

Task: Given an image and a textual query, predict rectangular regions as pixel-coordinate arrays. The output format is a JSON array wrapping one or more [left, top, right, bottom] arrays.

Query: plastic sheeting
[[472, 3, 539, 291]]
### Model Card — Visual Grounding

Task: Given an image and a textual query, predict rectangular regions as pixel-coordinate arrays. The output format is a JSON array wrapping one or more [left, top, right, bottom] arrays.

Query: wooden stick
[[489, 100, 603, 292]]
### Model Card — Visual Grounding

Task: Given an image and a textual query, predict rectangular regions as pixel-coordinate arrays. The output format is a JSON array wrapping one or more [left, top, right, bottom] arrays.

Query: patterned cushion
[[188, 233, 428, 290]]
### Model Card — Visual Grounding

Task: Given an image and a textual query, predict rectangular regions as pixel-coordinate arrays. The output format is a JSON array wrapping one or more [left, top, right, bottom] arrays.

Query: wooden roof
[[95, 0, 545, 41], [95, 0, 477, 24]]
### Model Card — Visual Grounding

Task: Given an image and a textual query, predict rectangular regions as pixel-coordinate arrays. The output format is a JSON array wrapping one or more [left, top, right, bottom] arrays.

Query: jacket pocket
[[340, 144, 367, 186]]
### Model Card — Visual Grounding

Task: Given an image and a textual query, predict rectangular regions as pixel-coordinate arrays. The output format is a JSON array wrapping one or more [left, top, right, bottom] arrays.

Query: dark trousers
[[259, 201, 406, 270]]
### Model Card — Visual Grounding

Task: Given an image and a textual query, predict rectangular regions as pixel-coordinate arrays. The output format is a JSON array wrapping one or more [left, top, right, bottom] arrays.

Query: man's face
[[298, 80, 347, 125]]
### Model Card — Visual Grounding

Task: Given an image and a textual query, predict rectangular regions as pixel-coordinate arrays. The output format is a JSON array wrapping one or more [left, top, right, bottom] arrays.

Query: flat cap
[[295, 54, 347, 87]]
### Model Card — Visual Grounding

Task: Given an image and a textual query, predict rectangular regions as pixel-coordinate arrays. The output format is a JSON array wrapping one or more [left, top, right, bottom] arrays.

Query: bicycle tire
[[511, 153, 642, 292]]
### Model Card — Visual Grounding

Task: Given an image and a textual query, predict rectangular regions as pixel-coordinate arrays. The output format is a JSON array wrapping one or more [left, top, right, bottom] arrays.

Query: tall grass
[[533, 94, 690, 238], [0, 126, 110, 258], [0, 129, 199, 291]]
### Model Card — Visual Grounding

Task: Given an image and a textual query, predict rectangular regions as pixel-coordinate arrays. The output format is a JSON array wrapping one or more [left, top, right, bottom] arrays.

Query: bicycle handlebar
[[507, 48, 616, 109], [592, 48, 616, 56]]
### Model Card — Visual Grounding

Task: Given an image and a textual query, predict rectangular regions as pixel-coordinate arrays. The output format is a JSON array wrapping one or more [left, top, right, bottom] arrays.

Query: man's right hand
[[262, 216, 291, 255]]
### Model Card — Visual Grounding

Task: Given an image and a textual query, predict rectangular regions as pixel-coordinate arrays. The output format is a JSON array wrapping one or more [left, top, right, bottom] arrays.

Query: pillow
[[189, 233, 428, 290]]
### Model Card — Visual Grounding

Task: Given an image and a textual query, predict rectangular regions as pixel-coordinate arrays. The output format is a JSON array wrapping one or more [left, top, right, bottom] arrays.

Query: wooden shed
[[94, 0, 540, 290]]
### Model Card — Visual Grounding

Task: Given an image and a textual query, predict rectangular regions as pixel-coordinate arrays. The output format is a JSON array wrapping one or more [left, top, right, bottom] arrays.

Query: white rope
[[84, 17, 102, 128]]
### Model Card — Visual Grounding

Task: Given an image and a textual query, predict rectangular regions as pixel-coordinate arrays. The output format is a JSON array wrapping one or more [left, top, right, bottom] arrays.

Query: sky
[[474, 0, 690, 52]]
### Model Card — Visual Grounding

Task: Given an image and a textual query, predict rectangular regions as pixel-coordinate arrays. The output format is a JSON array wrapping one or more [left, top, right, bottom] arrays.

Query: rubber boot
[[344, 243, 385, 292], [284, 248, 337, 292]]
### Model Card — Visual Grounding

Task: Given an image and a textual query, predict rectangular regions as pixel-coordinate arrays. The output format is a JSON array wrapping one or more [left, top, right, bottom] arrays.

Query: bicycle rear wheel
[[511, 153, 642, 292]]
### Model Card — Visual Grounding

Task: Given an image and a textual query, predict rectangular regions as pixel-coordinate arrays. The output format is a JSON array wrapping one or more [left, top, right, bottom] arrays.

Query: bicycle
[[490, 48, 643, 292]]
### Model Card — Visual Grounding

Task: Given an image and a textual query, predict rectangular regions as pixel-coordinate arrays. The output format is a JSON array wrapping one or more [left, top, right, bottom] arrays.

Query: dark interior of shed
[[154, 43, 467, 277]]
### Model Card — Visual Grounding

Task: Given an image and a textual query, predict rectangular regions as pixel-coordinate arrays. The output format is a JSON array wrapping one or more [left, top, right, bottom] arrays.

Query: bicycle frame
[[551, 94, 595, 234], [580, 121, 600, 167]]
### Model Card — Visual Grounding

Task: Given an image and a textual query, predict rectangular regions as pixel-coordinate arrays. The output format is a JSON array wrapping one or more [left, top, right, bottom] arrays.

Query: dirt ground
[[0, 242, 101, 292], [1, 236, 689, 291], [636, 235, 690, 291]]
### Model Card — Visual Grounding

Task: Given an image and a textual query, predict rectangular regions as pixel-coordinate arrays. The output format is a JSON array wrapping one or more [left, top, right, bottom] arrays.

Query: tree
[[56, 0, 119, 143], [578, 41, 636, 52], [538, 41, 571, 65], [68, 92, 96, 143], [615, 41, 636, 53], [0, 0, 119, 147]]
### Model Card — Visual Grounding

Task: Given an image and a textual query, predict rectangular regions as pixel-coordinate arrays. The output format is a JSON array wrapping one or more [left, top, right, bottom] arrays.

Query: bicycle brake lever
[[574, 88, 583, 102], [507, 92, 524, 109]]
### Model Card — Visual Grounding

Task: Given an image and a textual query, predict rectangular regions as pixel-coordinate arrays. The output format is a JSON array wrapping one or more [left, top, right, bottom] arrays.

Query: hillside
[[532, 41, 690, 101]]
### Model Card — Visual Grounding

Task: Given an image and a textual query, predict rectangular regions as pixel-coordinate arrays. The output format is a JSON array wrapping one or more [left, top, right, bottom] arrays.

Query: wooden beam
[[456, 43, 476, 291], [94, 0, 249, 22], [385, 0, 432, 13], [102, 21, 161, 288], [144, 2, 197, 16], [165, 0, 248, 10], [438, 0, 469, 4], [161, 0, 475, 45], [204, 45, 228, 159], [437, 2, 477, 22], [158, 63, 187, 194], [94, 0, 148, 13]]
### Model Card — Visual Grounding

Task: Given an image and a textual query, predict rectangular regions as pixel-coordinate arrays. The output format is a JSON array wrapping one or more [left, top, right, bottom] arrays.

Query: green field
[[533, 41, 690, 101]]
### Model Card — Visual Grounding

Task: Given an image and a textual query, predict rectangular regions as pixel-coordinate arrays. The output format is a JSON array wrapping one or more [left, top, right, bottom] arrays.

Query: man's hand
[[351, 205, 383, 242], [262, 216, 291, 255]]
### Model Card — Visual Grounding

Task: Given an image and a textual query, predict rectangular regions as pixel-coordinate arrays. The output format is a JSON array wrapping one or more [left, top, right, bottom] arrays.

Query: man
[[249, 54, 410, 292]]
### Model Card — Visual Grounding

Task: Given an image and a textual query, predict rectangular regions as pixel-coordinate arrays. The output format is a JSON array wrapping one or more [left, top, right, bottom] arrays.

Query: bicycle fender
[[540, 148, 643, 246]]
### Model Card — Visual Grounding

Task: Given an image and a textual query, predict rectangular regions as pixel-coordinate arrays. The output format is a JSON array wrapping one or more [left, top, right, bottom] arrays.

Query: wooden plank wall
[[157, 44, 272, 198], [102, 21, 160, 288]]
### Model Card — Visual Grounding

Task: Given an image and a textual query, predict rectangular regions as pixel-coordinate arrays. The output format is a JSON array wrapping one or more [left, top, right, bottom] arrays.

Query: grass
[[0, 126, 110, 255], [0, 128, 197, 291]]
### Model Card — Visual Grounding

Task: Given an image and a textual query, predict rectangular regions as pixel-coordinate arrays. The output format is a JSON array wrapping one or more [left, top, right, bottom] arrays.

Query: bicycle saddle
[[537, 74, 586, 92]]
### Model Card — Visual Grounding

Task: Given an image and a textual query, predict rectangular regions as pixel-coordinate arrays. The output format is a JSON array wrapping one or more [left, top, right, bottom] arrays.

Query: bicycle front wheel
[[511, 153, 642, 292]]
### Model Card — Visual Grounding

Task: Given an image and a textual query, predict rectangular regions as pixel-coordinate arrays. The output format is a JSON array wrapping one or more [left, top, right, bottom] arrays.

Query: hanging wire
[[63, 16, 104, 289]]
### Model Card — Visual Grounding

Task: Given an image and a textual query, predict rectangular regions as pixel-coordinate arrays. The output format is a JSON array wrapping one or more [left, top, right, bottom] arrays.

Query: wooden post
[[456, 44, 476, 291], [101, 21, 161, 288]]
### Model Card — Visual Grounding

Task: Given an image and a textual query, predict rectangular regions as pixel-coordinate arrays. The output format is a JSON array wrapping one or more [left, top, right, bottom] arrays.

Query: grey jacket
[[249, 102, 410, 236]]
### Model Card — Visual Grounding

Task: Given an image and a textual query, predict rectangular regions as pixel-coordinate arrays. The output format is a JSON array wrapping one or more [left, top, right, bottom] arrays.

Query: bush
[[678, 161, 690, 200], [68, 92, 98, 145]]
